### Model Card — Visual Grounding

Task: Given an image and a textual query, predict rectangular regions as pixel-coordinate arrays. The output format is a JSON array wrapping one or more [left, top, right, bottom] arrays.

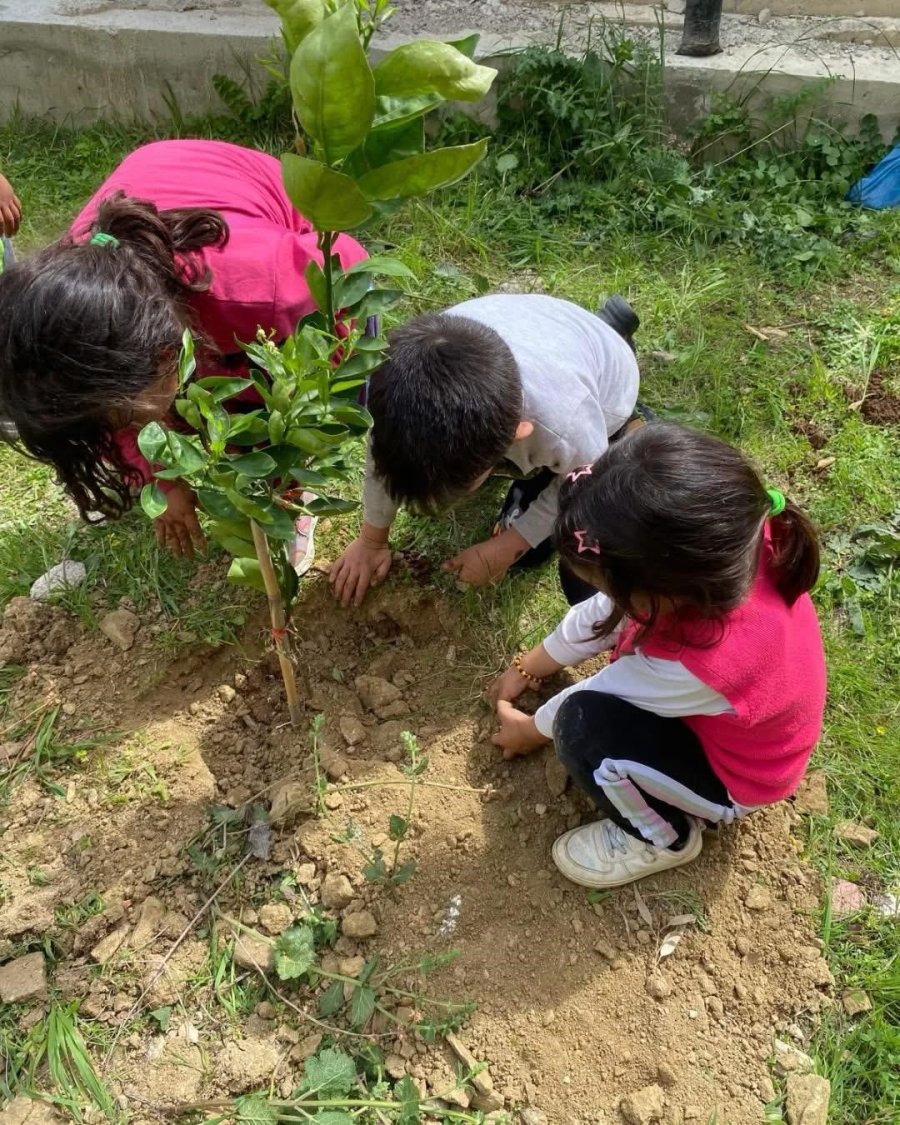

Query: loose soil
[[859, 369, 900, 426], [0, 571, 833, 1124]]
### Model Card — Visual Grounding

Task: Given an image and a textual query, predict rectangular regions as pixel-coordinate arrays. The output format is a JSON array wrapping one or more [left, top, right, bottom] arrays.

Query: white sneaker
[[289, 492, 318, 577], [552, 817, 703, 889]]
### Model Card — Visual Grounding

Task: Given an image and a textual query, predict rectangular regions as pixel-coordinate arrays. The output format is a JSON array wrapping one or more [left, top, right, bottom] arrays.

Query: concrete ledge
[[1, 1, 898, 141]]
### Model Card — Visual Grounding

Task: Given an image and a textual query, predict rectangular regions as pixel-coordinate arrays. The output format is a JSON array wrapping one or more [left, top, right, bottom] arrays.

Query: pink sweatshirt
[[614, 533, 827, 806], [70, 139, 368, 483]]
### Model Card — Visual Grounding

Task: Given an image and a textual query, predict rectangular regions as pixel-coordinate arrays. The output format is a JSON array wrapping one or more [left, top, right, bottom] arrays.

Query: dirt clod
[[99, 608, 140, 651], [0, 952, 47, 1003], [218, 1037, 281, 1093], [131, 896, 166, 949], [339, 714, 367, 746], [269, 780, 312, 825], [544, 754, 568, 798], [0, 1097, 65, 1124], [745, 885, 772, 910], [233, 932, 275, 973], [341, 909, 377, 939], [785, 1074, 831, 1125], [520, 1109, 549, 1125], [619, 1083, 665, 1124], [793, 770, 829, 816], [645, 972, 672, 1001], [355, 674, 403, 717], [841, 988, 872, 1016], [321, 873, 354, 910], [834, 820, 878, 848], [258, 903, 293, 935], [773, 1039, 815, 1077]]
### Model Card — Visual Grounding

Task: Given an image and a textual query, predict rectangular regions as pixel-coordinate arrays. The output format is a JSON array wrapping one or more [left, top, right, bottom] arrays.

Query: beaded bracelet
[[514, 652, 544, 689]]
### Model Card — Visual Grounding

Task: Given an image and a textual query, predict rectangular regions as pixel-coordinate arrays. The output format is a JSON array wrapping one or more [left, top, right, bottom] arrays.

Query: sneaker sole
[[291, 515, 318, 578], [551, 823, 703, 889]]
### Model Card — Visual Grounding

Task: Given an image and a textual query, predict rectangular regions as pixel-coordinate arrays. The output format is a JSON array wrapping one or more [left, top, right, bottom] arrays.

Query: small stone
[[218, 684, 236, 704], [534, 803, 547, 817], [735, 934, 751, 956], [832, 879, 866, 918], [646, 972, 672, 1001], [320, 746, 349, 781], [296, 863, 316, 886], [0, 1098, 65, 1124], [619, 1083, 665, 1125], [339, 715, 367, 746], [233, 932, 274, 973], [355, 674, 403, 717], [341, 910, 377, 939], [258, 903, 293, 935], [841, 988, 872, 1017], [29, 560, 87, 602], [218, 1038, 280, 1092], [321, 873, 354, 911], [90, 924, 130, 964], [835, 820, 878, 849], [657, 1064, 678, 1089], [793, 770, 828, 816], [745, 885, 772, 910], [385, 1053, 407, 1080], [683, 1108, 701, 1121], [0, 953, 48, 1003], [520, 1110, 549, 1125], [339, 955, 365, 978], [594, 942, 616, 961], [773, 1039, 814, 1077], [544, 755, 568, 798], [757, 6, 771, 24], [759, 1076, 777, 1103], [291, 1033, 322, 1062], [132, 896, 166, 949], [99, 608, 140, 651], [324, 792, 343, 810], [785, 1074, 830, 1125], [472, 1091, 505, 1113], [256, 1000, 276, 1020], [269, 781, 311, 826]]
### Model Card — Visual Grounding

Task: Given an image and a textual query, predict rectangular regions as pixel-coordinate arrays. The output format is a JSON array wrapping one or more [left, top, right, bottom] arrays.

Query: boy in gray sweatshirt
[[330, 292, 641, 607]]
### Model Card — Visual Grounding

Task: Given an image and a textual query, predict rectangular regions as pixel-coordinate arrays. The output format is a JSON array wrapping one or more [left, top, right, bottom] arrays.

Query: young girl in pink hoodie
[[491, 423, 827, 889], [0, 140, 366, 560]]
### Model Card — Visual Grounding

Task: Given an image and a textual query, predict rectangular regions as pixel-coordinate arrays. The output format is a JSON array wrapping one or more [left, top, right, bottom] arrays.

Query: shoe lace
[[600, 820, 630, 856]]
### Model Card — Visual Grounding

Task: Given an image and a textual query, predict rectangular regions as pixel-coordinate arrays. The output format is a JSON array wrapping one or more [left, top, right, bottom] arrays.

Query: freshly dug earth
[[0, 574, 832, 1124]]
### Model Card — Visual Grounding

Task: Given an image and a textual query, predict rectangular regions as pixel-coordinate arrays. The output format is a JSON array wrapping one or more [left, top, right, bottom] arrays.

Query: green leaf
[[342, 254, 414, 280], [197, 488, 243, 522], [393, 1075, 421, 1124], [357, 140, 488, 201], [194, 376, 255, 402], [167, 432, 206, 474], [227, 451, 279, 478], [137, 421, 167, 464], [318, 979, 345, 1018], [332, 270, 374, 310], [349, 985, 376, 1028], [446, 32, 480, 59], [374, 40, 496, 102], [235, 1094, 279, 1125], [225, 488, 273, 523], [388, 814, 408, 841], [496, 152, 519, 174], [302, 1047, 356, 1099], [264, 0, 325, 53], [390, 860, 417, 886], [178, 329, 197, 388], [227, 557, 267, 593], [290, 2, 375, 162], [303, 496, 359, 516], [305, 259, 328, 312], [140, 483, 168, 520], [274, 924, 317, 981], [281, 154, 373, 232], [174, 399, 203, 431], [344, 115, 424, 179], [148, 1006, 171, 1032], [227, 412, 272, 446], [372, 93, 442, 130], [314, 1113, 354, 1125]]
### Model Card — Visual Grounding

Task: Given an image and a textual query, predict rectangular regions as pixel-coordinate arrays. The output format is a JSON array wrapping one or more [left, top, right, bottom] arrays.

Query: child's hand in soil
[[488, 665, 532, 706], [487, 645, 564, 706], [154, 480, 207, 559], [443, 527, 529, 587], [331, 525, 393, 607], [0, 174, 22, 237], [492, 700, 551, 760]]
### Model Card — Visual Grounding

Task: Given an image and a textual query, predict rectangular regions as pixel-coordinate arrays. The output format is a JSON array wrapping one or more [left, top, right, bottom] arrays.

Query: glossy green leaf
[[140, 483, 168, 520], [374, 40, 496, 102], [264, 0, 325, 52], [358, 140, 488, 201], [342, 254, 414, 280], [281, 154, 372, 232], [332, 270, 373, 311], [371, 93, 441, 131], [289, 2, 375, 161], [305, 260, 328, 312], [254, 500, 297, 541], [225, 489, 273, 523], [446, 32, 480, 59], [197, 488, 243, 521], [178, 328, 197, 388], [344, 115, 424, 179], [174, 399, 203, 431], [227, 451, 279, 478], [137, 421, 167, 463], [227, 557, 267, 593], [194, 377, 255, 402], [167, 432, 206, 474], [226, 413, 271, 447]]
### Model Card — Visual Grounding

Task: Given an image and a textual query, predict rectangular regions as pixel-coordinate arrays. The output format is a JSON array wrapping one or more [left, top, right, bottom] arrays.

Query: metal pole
[[677, 0, 724, 57]]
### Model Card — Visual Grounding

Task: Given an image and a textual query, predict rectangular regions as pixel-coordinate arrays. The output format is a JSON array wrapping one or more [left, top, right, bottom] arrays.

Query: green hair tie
[[766, 488, 786, 517], [89, 231, 119, 249]]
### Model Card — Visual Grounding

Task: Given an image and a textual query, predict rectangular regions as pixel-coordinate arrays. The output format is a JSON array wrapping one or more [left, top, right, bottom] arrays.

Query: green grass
[[1, 75, 900, 1120]]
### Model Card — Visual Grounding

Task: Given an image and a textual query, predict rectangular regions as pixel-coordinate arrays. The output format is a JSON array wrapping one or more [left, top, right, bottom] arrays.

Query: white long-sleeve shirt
[[533, 592, 733, 738], [362, 293, 640, 547]]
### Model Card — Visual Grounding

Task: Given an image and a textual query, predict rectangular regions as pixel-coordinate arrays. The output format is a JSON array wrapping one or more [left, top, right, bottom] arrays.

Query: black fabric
[[552, 691, 732, 846]]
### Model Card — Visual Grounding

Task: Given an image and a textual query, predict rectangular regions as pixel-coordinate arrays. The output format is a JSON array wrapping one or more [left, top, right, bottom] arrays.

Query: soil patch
[[0, 574, 832, 1123], [860, 369, 900, 426]]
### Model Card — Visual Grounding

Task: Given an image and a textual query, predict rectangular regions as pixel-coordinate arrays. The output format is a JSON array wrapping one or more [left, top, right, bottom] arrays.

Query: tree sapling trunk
[[250, 520, 303, 728]]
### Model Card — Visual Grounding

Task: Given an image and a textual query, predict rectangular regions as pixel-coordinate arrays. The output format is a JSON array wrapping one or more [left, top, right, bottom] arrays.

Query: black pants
[[552, 692, 741, 849]]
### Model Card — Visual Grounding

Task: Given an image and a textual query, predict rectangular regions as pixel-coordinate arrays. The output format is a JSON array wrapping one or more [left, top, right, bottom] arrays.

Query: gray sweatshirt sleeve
[[509, 396, 611, 548], [361, 437, 399, 531]]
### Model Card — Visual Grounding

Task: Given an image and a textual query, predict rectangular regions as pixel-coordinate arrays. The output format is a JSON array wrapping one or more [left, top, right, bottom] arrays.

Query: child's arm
[[331, 438, 397, 606], [0, 173, 22, 237]]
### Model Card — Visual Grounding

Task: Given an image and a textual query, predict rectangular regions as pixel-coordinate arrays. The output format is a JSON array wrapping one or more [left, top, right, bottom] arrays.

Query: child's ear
[[513, 420, 535, 442]]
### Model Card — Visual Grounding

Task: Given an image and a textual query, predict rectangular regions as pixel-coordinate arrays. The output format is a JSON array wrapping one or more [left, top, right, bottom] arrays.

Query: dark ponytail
[[768, 501, 820, 606], [0, 193, 228, 520]]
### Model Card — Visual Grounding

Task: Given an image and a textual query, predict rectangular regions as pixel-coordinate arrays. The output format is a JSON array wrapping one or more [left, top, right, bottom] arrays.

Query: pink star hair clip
[[566, 464, 594, 483], [573, 530, 602, 556]]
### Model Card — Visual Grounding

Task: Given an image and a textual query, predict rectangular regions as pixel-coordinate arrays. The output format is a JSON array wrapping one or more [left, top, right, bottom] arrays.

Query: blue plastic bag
[[0, 234, 14, 270], [848, 144, 900, 210]]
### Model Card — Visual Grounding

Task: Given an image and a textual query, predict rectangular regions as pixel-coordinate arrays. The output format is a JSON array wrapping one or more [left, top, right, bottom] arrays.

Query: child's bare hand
[[154, 480, 206, 559], [487, 665, 531, 706], [443, 528, 528, 587], [331, 535, 392, 607], [0, 174, 22, 237], [491, 700, 551, 760]]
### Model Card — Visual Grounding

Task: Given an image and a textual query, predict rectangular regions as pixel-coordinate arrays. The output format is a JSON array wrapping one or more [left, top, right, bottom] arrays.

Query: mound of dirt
[[0, 574, 832, 1124]]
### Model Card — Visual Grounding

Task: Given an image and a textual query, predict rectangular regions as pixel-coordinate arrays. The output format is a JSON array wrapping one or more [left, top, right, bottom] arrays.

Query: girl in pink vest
[[491, 423, 826, 889], [0, 140, 366, 562]]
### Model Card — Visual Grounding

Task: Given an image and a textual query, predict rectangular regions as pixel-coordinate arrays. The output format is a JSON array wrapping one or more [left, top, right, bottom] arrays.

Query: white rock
[[29, 560, 86, 602]]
